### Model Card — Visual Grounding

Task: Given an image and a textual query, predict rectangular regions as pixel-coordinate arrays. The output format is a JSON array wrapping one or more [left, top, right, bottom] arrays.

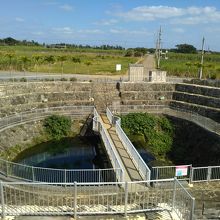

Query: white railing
[[109, 105, 220, 135], [93, 108, 124, 182], [0, 158, 120, 183], [106, 107, 114, 124], [151, 165, 192, 181], [173, 178, 195, 220], [106, 107, 151, 181], [0, 179, 195, 220], [192, 166, 220, 182], [0, 105, 94, 131], [152, 165, 220, 183], [106, 107, 121, 126]]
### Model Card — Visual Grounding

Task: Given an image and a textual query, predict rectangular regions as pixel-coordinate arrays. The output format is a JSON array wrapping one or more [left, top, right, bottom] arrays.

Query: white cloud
[[110, 28, 151, 35], [60, 4, 73, 11], [52, 27, 74, 34], [172, 28, 185, 33], [15, 17, 24, 22], [115, 5, 220, 25], [94, 19, 118, 26], [117, 6, 184, 21], [78, 29, 104, 34]]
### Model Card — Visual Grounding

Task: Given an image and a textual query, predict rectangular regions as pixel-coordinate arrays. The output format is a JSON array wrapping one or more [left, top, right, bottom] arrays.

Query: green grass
[[0, 45, 138, 75], [160, 52, 220, 79]]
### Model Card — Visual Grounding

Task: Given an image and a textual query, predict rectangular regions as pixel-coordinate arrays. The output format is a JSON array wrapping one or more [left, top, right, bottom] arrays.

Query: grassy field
[[160, 52, 220, 79], [0, 45, 138, 75]]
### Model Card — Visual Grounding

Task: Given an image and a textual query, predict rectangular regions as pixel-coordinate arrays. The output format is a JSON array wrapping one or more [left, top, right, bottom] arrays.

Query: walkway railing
[[192, 166, 220, 182], [173, 178, 195, 220], [115, 120, 151, 181], [151, 165, 192, 181], [0, 158, 120, 183], [0, 178, 195, 220], [93, 108, 124, 182], [106, 107, 151, 181], [0, 105, 94, 131], [110, 105, 220, 135], [152, 165, 220, 183]]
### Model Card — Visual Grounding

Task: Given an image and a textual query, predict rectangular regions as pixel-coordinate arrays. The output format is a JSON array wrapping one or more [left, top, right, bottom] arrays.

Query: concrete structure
[[149, 70, 166, 82], [128, 64, 144, 82]]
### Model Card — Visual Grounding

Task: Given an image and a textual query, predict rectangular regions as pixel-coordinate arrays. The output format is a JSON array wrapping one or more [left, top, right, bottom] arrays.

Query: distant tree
[[174, 44, 197, 54], [19, 56, 30, 73], [124, 49, 134, 57], [4, 53, 15, 75], [44, 55, 55, 73], [32, 55, 42, 73], [71, 57, 81, 73], [57, 55, 68, 74]]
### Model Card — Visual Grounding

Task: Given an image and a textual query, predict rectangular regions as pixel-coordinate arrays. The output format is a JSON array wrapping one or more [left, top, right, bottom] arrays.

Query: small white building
[[129, 64, 144, 82]]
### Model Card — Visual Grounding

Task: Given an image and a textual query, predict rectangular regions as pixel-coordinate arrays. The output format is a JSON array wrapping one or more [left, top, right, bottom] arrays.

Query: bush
[[43, 115, 72, 140], [60, 77, 68, 81], [70, 77, 77, 82], [121, 113, 174, 157], [20, 77, 27, 82]]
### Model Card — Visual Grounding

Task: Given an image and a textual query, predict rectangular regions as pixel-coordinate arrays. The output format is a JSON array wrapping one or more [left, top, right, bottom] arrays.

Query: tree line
[[0, 52, 82, 74]]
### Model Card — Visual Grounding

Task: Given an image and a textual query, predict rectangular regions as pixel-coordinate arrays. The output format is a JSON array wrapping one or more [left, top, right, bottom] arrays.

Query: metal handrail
[[115, 120, 151, 181], [93, 108, 124, 182]]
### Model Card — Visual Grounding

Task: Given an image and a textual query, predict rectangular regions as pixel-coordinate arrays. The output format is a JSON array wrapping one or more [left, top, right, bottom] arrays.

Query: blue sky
[[1, 0, 220, 50]]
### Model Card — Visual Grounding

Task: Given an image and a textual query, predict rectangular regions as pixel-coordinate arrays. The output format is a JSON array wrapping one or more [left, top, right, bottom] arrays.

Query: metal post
[[190, 197, 195, 220], [189, 164, 193, 184], [124, 181, 128, 217], [74, 181, 77, 220], [0, 181, 5, 219], [5, 161, 9, 177], [32, 166, 35, 182], [98, 169, 101, 182], [64, 169, 67, 183], [207, 167, 212, 181], [172, 177, 177, 211]]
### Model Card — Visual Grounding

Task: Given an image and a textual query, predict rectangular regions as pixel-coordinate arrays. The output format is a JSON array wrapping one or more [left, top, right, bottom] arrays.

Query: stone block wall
[[0, 82, 175, 115], [171, 83, 220, 122]]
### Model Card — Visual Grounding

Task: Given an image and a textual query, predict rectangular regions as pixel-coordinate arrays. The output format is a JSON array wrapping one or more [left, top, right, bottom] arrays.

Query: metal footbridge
[[93, 107, 151, 182]]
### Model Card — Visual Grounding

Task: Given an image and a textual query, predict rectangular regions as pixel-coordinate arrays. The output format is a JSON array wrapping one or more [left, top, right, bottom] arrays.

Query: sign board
[[175, 166, 188, 177], [116, 64, 121, 71]]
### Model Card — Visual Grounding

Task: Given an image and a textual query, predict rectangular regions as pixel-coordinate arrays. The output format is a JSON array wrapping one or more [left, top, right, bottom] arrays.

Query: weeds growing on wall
[[43, 115, 72, 140], [121, 113, 174, 158]]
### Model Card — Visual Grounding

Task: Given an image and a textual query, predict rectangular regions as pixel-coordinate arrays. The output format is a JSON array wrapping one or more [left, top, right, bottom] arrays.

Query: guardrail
[[0, 105, 94, 131], [93, 108, 124, 182], [0, 178, 195, 220], [109, 105, 220, 135], [0, 158, 120, 183], [115, 120, 151, 181], [151, 165, 192, 181], [173, 178, 195, 220], [152, 165, 220, 183], [192, 166, 220, 182]]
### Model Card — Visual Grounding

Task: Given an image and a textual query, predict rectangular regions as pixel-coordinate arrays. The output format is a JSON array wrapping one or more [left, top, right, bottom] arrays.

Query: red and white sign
[[175, 166, 188, 177]]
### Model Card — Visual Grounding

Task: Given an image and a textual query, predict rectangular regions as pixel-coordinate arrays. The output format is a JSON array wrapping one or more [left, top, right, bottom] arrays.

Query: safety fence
[[0, 178, 195, 220], [152, 165, 220, 183], [151, 165, 192, 182], [0, 105, 94, 131], [109, 105, 220, 135], [0, 158, 120, 183], [104, 106, 152, 182], [93, 108, 124, 182], [191, 166, 220, 182], [106, 107, 121, 125]]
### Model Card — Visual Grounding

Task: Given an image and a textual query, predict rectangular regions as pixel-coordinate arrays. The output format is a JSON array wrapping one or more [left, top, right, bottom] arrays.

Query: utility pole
[[156, 26, 162, 69], [199, 37, 205, 79]]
